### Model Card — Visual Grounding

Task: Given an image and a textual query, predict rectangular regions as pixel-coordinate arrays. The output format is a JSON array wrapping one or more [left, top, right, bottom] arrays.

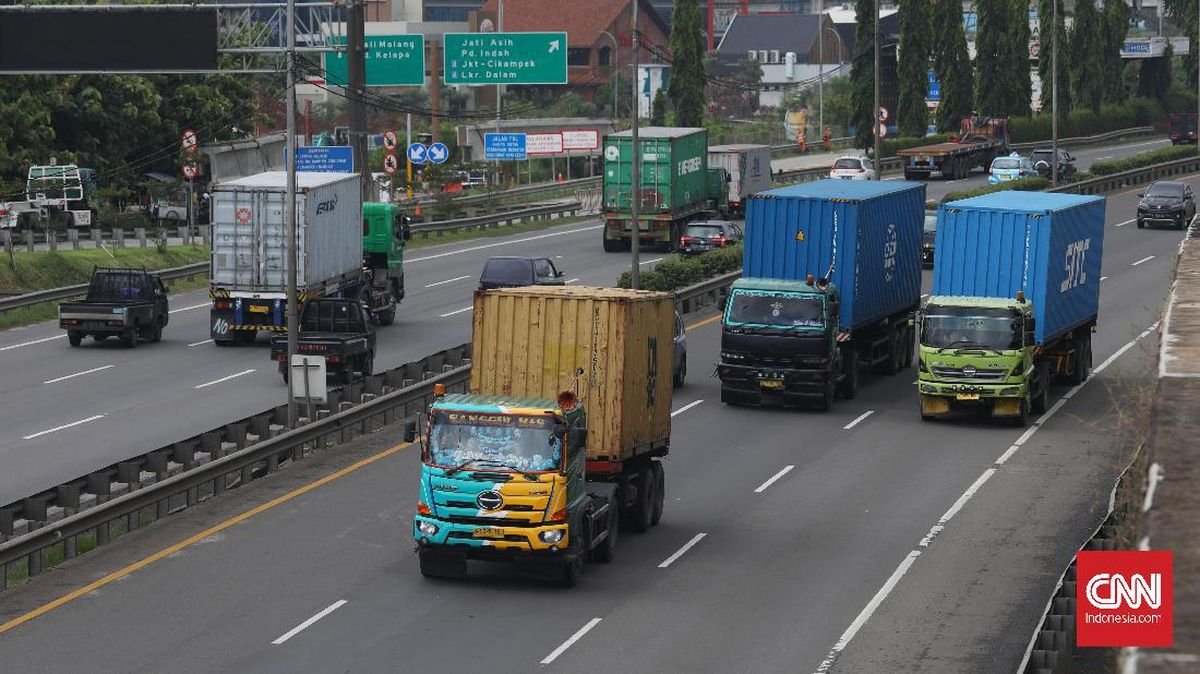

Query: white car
[[829, 156, 877, 180]]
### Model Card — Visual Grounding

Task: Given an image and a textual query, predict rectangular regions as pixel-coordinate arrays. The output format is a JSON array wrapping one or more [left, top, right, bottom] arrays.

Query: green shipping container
[[602, 127, 711, 250]]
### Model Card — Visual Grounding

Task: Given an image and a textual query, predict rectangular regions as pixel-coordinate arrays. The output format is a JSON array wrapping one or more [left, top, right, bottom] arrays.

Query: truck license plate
[[248, 305, 270, 314], [956, 393, 980, 401], [473, 527, 504, 539], [760, 379, 784, 390]]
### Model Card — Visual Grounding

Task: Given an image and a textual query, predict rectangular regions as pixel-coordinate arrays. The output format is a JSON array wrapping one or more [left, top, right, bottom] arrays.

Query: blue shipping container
[[742, 179, 927, 330], [932, 191, 1106, 345]]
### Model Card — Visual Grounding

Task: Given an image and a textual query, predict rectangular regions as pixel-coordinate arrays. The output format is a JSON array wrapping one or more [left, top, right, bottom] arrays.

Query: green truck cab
[[361, 201, 411, 320]]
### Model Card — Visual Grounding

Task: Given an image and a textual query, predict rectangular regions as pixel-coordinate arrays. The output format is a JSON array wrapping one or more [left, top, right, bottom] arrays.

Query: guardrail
[[0, 262, 209, 314]]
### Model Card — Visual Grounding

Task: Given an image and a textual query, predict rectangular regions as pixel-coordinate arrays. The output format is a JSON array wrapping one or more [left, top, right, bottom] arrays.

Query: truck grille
[[445, 500, 536, 512], [931, 366, 1007, 381], [445, 515, 539, 527]]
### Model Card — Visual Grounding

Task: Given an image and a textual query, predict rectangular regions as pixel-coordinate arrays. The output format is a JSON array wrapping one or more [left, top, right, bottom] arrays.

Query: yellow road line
[[686, 314, 722, 331], [0, 440, 412, 636]]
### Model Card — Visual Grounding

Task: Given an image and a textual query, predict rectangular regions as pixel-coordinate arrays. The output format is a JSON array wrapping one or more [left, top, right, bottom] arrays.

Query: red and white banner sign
[[1077, 550, 1173, 647], [526, 132, 564, 155], [562, 129, 600, 151]]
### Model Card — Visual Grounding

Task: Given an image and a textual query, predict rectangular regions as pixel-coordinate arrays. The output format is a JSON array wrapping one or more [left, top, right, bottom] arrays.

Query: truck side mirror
[[403, 420, 417, 443], [402, 223, 412, 241]]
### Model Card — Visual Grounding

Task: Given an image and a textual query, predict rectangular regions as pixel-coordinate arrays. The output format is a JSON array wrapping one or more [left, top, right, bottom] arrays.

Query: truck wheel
[[626, 468, 655, 533], [836, 349, 859, 399], [903, 327, 916, 369], [602, 229, 621, 252], [234, 330, 256, 345], [673, 356, 686, 388], [591, 503, 619, 564], [122, 329, 137, 348], [877, 331, 901, 375], [1012, 399, 1030, 427], [341, 366, 355, 386], [67, 331, 83, 347], [150, 324, 163, 343], [377, 307, 396, 326], [817, 379, 835, 411], [560, 548, 583, 588], [1076, 336, 1092, 383], [650, 462, 665, 525], [280, 363, 289, 384], [418, 549, 466, 579], [720, 386, 738, 406], [363, 355, 374, 377], [1031, 362, 1050, 414]]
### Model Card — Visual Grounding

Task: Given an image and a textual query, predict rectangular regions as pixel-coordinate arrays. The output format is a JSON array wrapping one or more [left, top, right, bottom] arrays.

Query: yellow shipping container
[[470, 286, 674, 463]]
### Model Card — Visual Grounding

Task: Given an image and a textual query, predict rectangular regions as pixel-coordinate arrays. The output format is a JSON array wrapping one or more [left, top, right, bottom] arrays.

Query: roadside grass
[[3, 515, 150, 588]]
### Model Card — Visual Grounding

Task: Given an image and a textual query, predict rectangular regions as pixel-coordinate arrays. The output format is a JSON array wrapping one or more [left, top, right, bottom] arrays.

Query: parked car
[[679, 220, 742, 256], [478, 255, 566, 290], [829, 155, 877, 180], [922, 213, 937, 268], [673, 310, 687, 388], [1030, 148, 1076, 178], [987, 153, 1038, 184], [1137, 180, 1196, 230], [59, 267, 170, 347]]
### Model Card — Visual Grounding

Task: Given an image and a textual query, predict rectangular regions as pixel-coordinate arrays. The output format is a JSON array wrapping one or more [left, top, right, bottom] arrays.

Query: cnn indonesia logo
[[1076, 550, 1173, 647]]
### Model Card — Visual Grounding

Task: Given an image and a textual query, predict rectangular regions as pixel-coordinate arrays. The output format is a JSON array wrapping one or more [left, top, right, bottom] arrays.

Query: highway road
[[0, 135, 1170, 508], [0, 177, 1184, 672]]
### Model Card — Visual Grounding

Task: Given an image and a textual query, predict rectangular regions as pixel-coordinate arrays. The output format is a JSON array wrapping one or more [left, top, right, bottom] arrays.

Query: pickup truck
[[59, 267, 170, 347], [270, 298, 376, 385]]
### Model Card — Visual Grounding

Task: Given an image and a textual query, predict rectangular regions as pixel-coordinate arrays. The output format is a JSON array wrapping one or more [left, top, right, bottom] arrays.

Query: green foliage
[[1037, 0, 1072, 114], [652, 90, 668, 126], [1011, 0, 1033, 115], [850, 0, 878, 149], [1007, 97, 1164, 143], [1102, 0, 1131, 103], [1071, 0, 1105, 113], [1138, 46, 1173, 103], [668, 0, 707, 127], [507, 90, 602, 119], [897, 0, 931, 137], [1088, 145, 1197, 175], [975, 0, 1030, 116], [1163, 1, 1197, 86], [931, 0, 973, 132], [616, 245, 743, 291], [941, 176, 1051, 204]]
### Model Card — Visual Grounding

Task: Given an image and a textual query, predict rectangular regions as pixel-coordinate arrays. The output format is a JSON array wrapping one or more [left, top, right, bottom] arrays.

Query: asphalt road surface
[[0, 177, 1185, 672]]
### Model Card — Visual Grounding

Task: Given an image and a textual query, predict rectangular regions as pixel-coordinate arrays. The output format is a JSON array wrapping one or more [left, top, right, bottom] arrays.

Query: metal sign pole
[[630, 0, 641, 289], [285, 0, 299, 428]]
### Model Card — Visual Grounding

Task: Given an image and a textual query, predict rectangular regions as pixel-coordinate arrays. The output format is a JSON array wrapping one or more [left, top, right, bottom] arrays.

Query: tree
[[897, 0, 931, 137], [667, 0, 706, 127], [850, 0, 878, 149], [1101, 0, 1130, 103], [931, 0, 973, 132], [1138, 46, 1173, 102], [975, 0, 1028, 116], [651, 89, 668, 125], [1164, 1, 1197, 88], [1071, 0, 1104, 113], [1011, 0, 1032, 115], [1037, 0, 1072, 114]]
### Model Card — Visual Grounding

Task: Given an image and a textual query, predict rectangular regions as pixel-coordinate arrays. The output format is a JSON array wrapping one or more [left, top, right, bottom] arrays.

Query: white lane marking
[[1101, 276, 1108, 282], [194, 369, 256, 389], [407, 225, 602, 263], [658, 532, 708, 568], [1114, 218, 1135, 227], [640, 257, 663, 265], [424, 275, 470, 288], [754, 465, 795, 494], [540, 617, 603, 665], [0, 335, 64, 352], [168, 302, 209, 314], [1143, 462, 1164, 512], [1131, 255, 1155, 266], [1097, 156, 1114, 160], [813, 551, 922, 673], [565, 278, 580, 284], [439, 306, 473, 318], [188, 339, 213, 347], [271, 600, 347, 645], [843, 410, 874, 430], [671, 399, 704, 417], [814, 321, 1160, 673], [43, 364, 113, 384], [23, 414, 106, 440]]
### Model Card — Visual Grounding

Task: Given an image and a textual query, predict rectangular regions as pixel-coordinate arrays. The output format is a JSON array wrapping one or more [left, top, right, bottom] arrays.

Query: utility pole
[[872, 0, 881, 180], [1196, 0, 1199, 157], [347, 0, 371, 203], [630, 0, 641, 289], [285, 0, 299, 427], [430, 40, 441, 145], [496, 0, 504, 187], [818, 0, 823, 136], [1052, 0, 1059, 185], [406, 111, 413, 200]]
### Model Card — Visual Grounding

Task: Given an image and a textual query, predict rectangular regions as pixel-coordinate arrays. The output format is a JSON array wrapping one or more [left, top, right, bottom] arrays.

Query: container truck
[[707, 144, 772, 215], [408, 286, 674, 586], [917, 191, 1105, 425], [717, 180, 926, 409], [208, 171, 405, 344], [25, 164, 98, 227], [361, 200, 412, 325], [601, 126, 726, 253], [897, 116, 1009, 180]]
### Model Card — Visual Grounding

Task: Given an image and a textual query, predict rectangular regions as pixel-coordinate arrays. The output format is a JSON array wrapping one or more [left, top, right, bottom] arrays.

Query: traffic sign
[[926, 70, 941, 101], [407, 143, 428, 164], [181, 128, 198, 155], [444, 32, 568, 85], [382, 130, 398, 151], [527, 132, 563, 155], [383, 152, 399, 175], [484, 133, 527, 160], [562, 129, 599, 151], [325, 34, 425, 86], [290, 146, 354, 172], [182, 161, 198, 179], [427, 142, 449, 164]]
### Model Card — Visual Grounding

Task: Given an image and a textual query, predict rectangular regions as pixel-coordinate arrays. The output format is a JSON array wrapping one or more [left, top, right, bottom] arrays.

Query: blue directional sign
[[926, 70, 941, 102], [291, 146, 354, 172], [427, 142, 449, 164], [485, 133, 527, 160], [407, 142, 428, 164]]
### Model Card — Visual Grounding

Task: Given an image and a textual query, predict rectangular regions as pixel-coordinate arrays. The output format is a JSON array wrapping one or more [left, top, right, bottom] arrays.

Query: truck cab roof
[[732, 277, 825, 293], [433, 393, 560, 415], [925, 295, 1026, 311]]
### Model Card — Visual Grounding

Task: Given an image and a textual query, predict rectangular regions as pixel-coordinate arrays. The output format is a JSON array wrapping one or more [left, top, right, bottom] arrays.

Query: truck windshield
[[428, 411, 562, 473], [726, 290, 825, 328], [922, 306, 1022, 351]]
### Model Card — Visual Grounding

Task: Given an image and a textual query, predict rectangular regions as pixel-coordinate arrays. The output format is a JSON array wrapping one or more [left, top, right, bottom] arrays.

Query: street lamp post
[[631, 0, 641, 289], [601, 30, 619, 119], [873, 0, 881, 179], [1052, 0, 1059, 185]]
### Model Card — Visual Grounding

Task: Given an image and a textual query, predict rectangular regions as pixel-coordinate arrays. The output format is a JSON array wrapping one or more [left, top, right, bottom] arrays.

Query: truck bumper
[[917, 380, 1027, 417], [209, 303, 286, 340], [717, 362, 830, 405], [413, 516, 576, 562]]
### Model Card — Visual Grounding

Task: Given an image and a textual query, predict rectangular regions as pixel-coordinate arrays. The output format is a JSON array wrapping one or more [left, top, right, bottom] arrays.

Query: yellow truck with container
[[407, 286, 674, 586]]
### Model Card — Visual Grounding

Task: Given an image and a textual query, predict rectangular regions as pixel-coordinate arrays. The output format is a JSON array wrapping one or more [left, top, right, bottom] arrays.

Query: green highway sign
[[443, 32, 568, 85], [325, 34, 425, 87]]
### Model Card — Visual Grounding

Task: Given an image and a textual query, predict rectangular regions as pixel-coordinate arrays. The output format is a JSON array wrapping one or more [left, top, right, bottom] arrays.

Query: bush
[[1089, 144, 1196, 175], [1007, 98, 1165, 144], [616, 244, 742, 291], [941, 176, 1051, 204]]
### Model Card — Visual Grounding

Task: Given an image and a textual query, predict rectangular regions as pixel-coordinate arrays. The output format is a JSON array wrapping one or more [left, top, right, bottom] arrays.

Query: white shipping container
[[708, 144, 772, 208], [210, 172, 362, 292]]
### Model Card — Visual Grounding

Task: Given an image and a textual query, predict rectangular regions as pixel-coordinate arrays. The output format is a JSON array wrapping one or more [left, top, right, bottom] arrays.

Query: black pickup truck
[[59, 267, 169, 347], [270, 298, 376, 385]]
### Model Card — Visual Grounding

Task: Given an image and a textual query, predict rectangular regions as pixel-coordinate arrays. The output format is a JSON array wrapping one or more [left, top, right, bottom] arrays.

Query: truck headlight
[[538, 529, 565, 544], [417, 521, 439, 536]]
